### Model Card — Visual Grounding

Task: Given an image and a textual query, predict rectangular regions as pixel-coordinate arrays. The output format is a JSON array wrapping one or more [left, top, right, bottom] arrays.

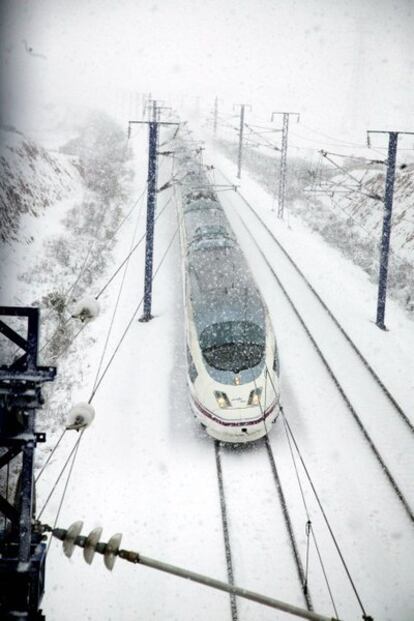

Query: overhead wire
[[35, 429, 67, 482], [244, 123, 281, 151], [95, 195, 173, 300], [36, 131, 177, 531], [278, 403, 340, 619], [46, 431, 84, 554], [262, 364, 339, 618], [88, 221, 179, 404], [37, 432, 83, 520], [90, 185, 146, 395], [280, 408, 371, 620], [308, 175, 408, 264]]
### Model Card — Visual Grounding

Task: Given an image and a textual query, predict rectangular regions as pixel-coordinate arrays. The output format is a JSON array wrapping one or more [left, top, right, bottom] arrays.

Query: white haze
[[1, 0, 413, 144]]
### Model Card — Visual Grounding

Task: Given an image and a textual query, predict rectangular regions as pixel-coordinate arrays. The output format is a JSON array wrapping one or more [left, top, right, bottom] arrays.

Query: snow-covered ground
[[1, 112, 413, 620]]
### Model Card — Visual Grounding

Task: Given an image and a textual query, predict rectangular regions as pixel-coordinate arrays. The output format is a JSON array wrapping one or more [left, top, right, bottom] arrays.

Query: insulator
[[104, 533, 122, 571], [83, 527, 103, 565], [62, 521, 83, 558], [66, 402, 95, 430], [71, 298, 100, 322]]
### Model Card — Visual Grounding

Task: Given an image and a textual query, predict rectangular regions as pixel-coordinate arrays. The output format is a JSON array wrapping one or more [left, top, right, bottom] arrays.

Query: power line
[[91, 187, 145, 395], [95, 195, 172, 300], [281, 409, 373, 620], [88, 225, 180, 403]]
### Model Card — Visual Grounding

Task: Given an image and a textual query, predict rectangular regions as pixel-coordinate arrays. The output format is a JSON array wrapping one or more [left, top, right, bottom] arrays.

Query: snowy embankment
[[0, 111, 134, 480], [216, 138, 414, 316], [0, 125, 74, 243]]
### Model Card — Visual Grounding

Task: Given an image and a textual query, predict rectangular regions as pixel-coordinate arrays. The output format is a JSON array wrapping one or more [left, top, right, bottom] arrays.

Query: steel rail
[[217, 173, 414, 524], [214, 441, 239, 620]]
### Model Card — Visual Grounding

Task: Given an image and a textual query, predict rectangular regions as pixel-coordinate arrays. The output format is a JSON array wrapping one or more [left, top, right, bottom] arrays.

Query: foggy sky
[[1, 0, 413, 142]]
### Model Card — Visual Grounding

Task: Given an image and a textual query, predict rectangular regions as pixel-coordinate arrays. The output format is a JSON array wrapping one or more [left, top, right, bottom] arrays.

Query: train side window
[[273, 343, 280, 375], [187, 346, 198, 383]]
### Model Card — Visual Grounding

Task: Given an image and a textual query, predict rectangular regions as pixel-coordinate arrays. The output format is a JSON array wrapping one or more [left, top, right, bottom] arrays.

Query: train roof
[[188, 244, 265, 334], [177, 143, 267, 337]]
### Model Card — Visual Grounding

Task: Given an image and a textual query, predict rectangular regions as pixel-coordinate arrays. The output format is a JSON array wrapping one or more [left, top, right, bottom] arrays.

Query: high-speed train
[[175, 139, 280, 442]]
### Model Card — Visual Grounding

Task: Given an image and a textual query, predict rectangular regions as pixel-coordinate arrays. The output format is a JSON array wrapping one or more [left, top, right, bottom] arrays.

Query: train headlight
[[248, 388, 262, 406], [214, 391, 231, 408]]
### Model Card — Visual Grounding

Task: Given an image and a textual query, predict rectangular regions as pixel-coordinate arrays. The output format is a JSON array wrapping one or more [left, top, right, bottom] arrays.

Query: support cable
[[264, 434, 313, 612], [274, 394, 340, 619], [244, 123, 281, 151], [95, 195, 172, 300], [90, 189, 146, 394], [35, 428, 67, 482], [88, 224, 179, 403], [319, 151, 382, 200], [37, 433, 83, 520], [46, 431, 84, 554], [281, 408, 372, 621]]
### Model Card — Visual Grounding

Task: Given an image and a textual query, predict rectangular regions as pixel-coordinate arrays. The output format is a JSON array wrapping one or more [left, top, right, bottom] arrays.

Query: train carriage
[[176, 141, 280, 442]]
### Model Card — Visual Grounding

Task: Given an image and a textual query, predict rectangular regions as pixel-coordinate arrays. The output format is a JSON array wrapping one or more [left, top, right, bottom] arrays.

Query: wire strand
[[88, 224, 180, 403], [91, 187, 146, 393], [280, 407, 369, 618], [37, 433, 83, 520], [35, 429, 67, 482], [46, 431, 84, 554], [95, 195, 173, 300]]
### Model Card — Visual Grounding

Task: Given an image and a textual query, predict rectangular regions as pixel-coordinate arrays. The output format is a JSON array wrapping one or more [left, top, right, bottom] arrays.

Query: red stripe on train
[[193, 398, 276, 427]]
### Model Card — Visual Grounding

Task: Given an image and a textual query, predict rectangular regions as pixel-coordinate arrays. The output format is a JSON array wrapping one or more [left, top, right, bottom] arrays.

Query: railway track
[[214, 438, 317, 621], [215, 167, 414, 525]]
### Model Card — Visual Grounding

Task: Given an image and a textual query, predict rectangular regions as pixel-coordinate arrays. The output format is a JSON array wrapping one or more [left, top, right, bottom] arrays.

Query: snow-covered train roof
[[176, 144, 266, 339], [188, 244, 265, 334]]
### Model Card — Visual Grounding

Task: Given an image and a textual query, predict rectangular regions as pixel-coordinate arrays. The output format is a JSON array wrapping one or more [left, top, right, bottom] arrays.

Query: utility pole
[[0, 306, 56, 618], [367, 129, 414, 330], [271, 111, 300, 218], [129, 104, 178, 322], [234, 104, 251, 179]]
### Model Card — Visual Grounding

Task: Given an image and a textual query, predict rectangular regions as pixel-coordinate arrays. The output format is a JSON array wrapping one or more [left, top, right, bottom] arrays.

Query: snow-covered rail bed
[[213, 171, 414, 619], [214, 438, 309, 620]]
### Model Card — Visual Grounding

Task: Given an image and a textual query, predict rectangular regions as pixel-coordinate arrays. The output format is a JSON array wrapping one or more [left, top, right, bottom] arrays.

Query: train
[[175, 136, 280, 442]]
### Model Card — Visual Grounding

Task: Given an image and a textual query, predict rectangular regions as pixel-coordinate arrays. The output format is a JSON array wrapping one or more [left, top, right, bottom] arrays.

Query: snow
[[1, 115, 414, 621]]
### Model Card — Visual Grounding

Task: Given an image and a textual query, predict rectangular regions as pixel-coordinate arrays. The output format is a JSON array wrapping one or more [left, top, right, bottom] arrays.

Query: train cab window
[[200, 321, 265, 373]]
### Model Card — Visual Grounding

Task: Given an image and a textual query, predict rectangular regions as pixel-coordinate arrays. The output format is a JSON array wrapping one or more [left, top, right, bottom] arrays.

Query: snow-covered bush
[[60, 110, 133, 204], [216, 138, 414, 316]]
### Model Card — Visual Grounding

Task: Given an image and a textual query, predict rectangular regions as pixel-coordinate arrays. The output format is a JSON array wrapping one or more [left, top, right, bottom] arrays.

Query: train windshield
[[200, 321, 265, 372]]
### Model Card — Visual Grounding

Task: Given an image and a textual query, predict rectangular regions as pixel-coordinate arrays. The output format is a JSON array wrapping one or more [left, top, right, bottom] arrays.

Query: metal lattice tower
[[271, 111, 300, 219], [0, 306, 56, 619], [278, 113, 289, 218]]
